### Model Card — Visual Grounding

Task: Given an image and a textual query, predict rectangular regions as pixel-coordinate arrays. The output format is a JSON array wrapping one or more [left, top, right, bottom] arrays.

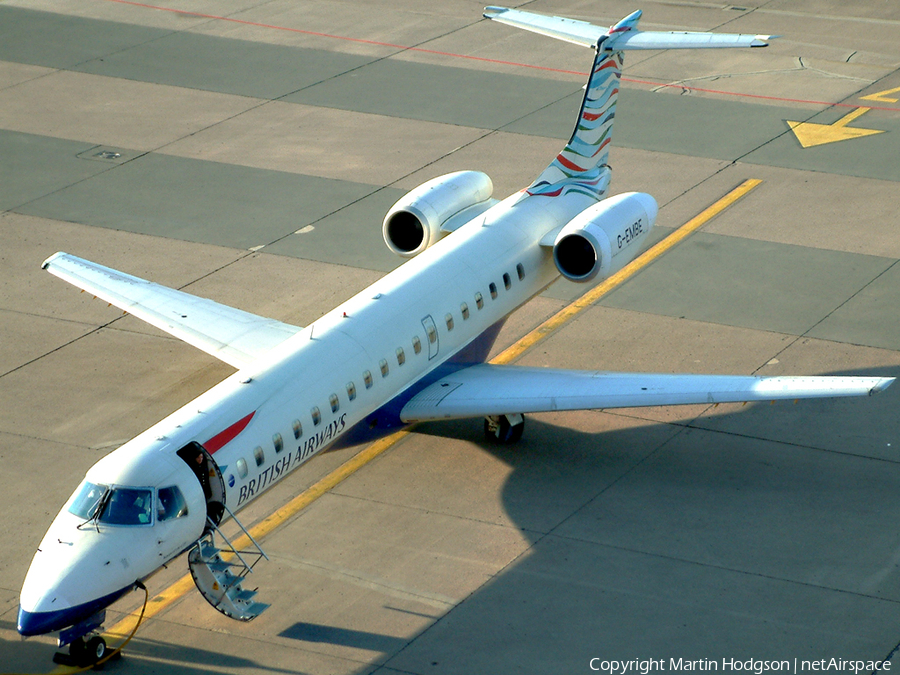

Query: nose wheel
[[73, 635, 108, 665], [484, 414, 525, 444], [51, 582, 147, 668], [54, 633, 117, 668]]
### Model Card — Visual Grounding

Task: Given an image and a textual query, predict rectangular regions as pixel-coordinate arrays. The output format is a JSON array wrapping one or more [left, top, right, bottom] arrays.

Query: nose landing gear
[[57, 634, 114, 668], [51, 609, 107, 667], [51, 582, 148, 668]]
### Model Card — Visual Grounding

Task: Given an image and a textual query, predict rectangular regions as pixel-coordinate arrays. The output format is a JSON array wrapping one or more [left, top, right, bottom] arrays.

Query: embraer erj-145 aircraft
[[18, 6, 894, 666]]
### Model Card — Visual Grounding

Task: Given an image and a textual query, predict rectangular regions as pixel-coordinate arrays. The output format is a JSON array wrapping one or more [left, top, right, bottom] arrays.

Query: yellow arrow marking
[[786, 107, 885, 148], [861, 86, 900, 103]]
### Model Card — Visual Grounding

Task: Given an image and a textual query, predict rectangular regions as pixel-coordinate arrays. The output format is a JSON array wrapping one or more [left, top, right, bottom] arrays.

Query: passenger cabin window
[[426, 324, 438, 344], [363, 370, 374, 388], [412, 336, 422, 354], [236, 458, 249, 479], [312, 406, 322, 426], [517, 263, 525, 280], [489, 283, 498, 299], [292, 419, 303, 440], [396, 348, 406, 366], [346, 382, 357, 401], [475, 292, 484, 310], [157, 486, 189, 521], [254, 446, 265, 467], [503, 272, 511, 290], [69, 483, 153, 526], [445, 313, 454, 331], [379, 359, 389, 377], [329, 393, 340, 413], [273, 433, 283, 453], [461, 302, 469, 320]]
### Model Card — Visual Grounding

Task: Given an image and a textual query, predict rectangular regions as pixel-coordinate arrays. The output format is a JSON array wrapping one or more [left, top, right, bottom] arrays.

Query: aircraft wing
[[483, 6, 773, 50], [42, 252, 302, 369], [400, 364, 893, 422]]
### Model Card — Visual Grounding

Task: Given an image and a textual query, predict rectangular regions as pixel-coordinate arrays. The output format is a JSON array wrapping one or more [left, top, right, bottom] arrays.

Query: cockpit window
[[68, 482, 108, 520], [101, 488, 153, 525], [68, 482, 153, 526], [157, 486, 189, 522]]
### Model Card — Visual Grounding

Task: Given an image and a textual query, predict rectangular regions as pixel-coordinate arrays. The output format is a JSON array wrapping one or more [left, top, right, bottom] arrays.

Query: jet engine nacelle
[[552, 192, 658, 282], [383, 171, 494, 258]]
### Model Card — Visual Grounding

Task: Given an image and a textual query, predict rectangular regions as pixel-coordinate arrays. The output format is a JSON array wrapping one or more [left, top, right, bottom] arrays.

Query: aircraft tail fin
[[524, 37, 624, 200], [484, 7, 776, 201]]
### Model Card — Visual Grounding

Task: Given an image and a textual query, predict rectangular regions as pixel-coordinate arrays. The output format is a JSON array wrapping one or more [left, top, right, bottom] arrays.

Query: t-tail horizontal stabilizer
[[483, 6, 775, 50], [488, 7, 775, 203]]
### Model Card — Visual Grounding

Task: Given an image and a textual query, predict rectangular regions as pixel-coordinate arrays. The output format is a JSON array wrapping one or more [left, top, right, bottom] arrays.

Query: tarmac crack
[[745, 258, 900, 377], [604, 405, 900, 465], [541, 530, 900, 614]]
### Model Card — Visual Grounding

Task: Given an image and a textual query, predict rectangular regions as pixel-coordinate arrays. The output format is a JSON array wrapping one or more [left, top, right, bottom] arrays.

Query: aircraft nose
[[18, 538, 137, 637], [17, 584, 134, 637], [17, 605, 68, 637]]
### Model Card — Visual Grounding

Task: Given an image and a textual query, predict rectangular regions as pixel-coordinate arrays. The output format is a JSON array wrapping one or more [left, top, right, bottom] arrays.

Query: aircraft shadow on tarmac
[[279, 622, 407, 654], [398, 365, 900, 671]]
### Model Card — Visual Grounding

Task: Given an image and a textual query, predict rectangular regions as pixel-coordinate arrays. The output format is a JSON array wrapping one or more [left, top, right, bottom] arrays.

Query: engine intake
[[553, 192, 657, 282], [383, 171, 494, 258]]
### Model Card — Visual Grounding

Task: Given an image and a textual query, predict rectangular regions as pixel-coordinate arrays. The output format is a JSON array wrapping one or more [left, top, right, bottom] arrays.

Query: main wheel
[[484, 414, 524, 444]]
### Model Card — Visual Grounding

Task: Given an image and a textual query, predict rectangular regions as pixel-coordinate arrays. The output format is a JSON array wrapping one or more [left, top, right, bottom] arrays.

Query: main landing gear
[[484, 413, 525, 444]]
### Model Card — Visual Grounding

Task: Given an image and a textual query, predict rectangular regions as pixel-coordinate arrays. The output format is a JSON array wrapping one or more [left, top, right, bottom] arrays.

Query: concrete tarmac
[[1, 1, 899, 673]]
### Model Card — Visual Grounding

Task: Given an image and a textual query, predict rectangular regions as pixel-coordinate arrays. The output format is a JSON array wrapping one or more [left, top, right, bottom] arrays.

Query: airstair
[[187, 505, 270, 621]]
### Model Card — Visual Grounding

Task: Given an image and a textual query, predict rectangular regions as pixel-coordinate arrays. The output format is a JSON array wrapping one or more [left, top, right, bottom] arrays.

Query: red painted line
[[100, 0, 900, 112], [204, 411, 255, 453], [101, 0, 583, 76]]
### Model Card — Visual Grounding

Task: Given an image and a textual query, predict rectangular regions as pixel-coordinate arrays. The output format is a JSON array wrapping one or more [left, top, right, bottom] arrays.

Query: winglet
[[41, 251, 64, 270], [870, 377, 895, 395]]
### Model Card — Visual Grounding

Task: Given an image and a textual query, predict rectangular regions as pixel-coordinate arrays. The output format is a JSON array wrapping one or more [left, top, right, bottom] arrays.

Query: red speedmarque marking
[[204, 412, 255, 454]]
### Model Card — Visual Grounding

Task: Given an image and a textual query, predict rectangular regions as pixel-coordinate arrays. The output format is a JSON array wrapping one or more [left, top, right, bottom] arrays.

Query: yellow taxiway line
[[56, 177, 762, 666]]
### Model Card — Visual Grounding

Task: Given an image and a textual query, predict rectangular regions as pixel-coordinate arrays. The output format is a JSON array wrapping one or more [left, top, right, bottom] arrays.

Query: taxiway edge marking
[[492, 178, 764, 365]]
